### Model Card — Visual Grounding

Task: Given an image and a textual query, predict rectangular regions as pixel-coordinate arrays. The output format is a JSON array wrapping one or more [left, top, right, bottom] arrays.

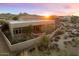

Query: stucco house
[[0, 19, 55, 52], [7, 20, 55, 41]]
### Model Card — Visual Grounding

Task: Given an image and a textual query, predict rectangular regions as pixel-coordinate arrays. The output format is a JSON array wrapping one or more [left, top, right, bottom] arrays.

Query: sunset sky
[[0, 3, 79, 16]]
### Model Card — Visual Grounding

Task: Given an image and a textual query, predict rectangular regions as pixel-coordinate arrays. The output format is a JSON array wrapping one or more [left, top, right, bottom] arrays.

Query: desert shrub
[[29, 49, 51, 56], [72, 38, 79, 47], [29, 49, 79, 56], [71, 16, 79, 24], [53, 38, 59, 42], [54, 30, 64, 36], [0, 20, 6, 25], [38, 35, 49, 51], [40, 36, 49, 46], [53, 36, 60, 42], [12, 16, 18, 20], [56, 50, 79, 56]]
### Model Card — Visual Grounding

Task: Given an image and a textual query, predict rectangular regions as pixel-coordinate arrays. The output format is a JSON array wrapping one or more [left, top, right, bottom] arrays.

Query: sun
[[43, 14, 51, 18]]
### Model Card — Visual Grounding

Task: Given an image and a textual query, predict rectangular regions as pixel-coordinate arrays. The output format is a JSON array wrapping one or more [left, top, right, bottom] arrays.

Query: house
[[0, 19, 55, 52], [7, 20, 54, 39]]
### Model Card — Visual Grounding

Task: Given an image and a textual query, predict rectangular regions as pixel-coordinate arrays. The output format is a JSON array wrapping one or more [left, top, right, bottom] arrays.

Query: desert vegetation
[[1, 13, 79, 56], [24, 16, 79, 56]]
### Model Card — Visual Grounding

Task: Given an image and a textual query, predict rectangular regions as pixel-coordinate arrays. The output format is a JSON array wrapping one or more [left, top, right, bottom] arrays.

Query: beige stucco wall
[[0, 30, 11, 49], [10, 35, 43, 52], [1, 30, 45, 52]]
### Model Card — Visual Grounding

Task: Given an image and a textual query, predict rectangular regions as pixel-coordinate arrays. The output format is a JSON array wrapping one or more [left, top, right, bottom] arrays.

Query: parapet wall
[[0, 30, 11, 49], [0, 26, 61, 52], [0, 30, 44, 52]]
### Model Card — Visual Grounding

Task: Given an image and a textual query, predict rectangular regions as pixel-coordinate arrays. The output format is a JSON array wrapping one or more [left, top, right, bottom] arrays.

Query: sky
[[0, 3, 79, 16]]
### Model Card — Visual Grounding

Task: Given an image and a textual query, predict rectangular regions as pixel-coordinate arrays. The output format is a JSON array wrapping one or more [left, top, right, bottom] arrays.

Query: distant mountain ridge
[[0, 13, 58, 20]]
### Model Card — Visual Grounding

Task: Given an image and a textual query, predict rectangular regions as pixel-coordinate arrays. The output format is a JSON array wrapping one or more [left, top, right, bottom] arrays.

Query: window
[[15, 29, 18, 34], [14, 28, 22, 34], [18, 28, 21, 33]]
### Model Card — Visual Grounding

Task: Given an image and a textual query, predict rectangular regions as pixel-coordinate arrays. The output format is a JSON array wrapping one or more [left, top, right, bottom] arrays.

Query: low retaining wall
[[0, 27, 60, 52], [0, 30, 45, 52], [10, 36, 43, 52], [0, 30, 11, 49]]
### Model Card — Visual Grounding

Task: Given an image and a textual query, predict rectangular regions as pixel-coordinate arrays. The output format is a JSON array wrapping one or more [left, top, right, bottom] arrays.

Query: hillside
[[17, 16, 79, 56]]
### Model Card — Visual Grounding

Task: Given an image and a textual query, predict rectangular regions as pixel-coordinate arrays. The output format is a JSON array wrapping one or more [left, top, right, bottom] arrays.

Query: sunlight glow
[[72, 13, 79, 16], [43, 14, 51, 18]]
